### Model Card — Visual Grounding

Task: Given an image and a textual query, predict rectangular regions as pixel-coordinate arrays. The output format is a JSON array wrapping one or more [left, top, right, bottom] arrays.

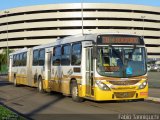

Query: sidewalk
[[149, 88, 159, 98], [146, 88, 160, 103]]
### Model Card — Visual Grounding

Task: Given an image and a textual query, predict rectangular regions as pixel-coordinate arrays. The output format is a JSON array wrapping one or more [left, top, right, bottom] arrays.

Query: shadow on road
[[26, 92, 65, 118], [84, 98, 144, 104], [0, 102, 32, 120]]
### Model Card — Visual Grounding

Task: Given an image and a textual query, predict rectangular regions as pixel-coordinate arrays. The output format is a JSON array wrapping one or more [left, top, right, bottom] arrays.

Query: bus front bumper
[[93, 86, 148, 101]]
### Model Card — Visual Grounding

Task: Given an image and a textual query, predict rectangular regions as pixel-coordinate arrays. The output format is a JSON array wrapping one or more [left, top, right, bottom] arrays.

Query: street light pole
[[81, 2, 84, 35], [4, 10, 9, 67]]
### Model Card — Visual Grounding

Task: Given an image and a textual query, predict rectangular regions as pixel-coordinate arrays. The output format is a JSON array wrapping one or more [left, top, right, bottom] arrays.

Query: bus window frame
[[16, 54, 20, 66], [61, 44, 71, 66], [52, 46, 61, 66], [39, 49, 45, 66], [22, 52, 27, 66], [13, 55, 16, 67], [33, 49, 39, 66], [19, 53, 23, 66], [71, 42, 82, 66]]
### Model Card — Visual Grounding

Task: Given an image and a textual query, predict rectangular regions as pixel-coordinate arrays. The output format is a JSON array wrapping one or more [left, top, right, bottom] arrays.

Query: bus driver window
[[99, 47, 110, 67]]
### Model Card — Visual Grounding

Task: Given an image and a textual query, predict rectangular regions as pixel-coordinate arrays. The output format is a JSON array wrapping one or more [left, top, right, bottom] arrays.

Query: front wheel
[[157, 69, 160, 72], [71, 82, 84, 102]]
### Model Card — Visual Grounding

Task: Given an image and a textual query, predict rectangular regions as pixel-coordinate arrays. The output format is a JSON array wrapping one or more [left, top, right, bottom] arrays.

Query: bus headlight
[[139, 81, 147, 89], [95, 81, 110, 91]]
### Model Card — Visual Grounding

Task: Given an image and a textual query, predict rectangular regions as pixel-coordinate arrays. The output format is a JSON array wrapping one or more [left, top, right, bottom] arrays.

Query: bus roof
[[11, 33, 143, 53], [9, 47, 28, 56], [59, 33, 142, 45]]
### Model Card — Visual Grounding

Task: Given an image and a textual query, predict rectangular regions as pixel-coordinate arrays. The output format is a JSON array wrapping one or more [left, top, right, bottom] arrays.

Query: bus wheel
[[14, 76, 18, 87], [71, 82, 84, 102], [38, 77, 44, 93]]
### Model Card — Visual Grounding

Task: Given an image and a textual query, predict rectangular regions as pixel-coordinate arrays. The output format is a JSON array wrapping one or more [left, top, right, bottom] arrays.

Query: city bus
[[9, 33, 148, 102]]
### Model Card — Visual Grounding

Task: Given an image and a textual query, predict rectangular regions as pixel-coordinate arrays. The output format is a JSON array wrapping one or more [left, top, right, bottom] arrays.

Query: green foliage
[[0, 49, 14, 73], [0, 105, 26, 120]]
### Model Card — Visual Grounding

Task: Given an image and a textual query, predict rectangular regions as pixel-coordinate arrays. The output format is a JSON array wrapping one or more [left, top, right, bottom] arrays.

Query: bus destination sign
[[97, 35, 143, 45], [103, 37, 139, 44]]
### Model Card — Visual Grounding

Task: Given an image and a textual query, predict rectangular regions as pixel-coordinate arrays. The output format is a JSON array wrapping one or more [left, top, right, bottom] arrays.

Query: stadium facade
[[0, 3, 159, 58]]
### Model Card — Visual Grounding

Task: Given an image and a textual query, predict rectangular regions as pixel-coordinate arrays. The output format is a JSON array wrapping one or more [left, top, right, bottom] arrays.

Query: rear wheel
[[38, 77, 44, 93], [71, 81, 84, 102]]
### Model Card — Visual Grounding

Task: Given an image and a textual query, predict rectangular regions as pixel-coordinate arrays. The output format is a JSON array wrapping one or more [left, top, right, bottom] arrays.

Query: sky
[[0, 0, 160, 10]]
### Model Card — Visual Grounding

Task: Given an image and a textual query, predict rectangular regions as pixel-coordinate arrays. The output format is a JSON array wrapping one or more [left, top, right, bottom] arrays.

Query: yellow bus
[[9, 33, 148, 102]]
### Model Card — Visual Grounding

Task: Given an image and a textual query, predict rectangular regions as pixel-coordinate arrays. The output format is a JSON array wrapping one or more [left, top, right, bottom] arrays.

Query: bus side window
[[39, 49, 45, 66], [22, 52, 27, 66], [99, 47, 110, 66], [61, 44, 71, 65], [13, 55, 16, 67], [52, 46, 61, 66], [16, 54, 20, 66], [33, 50, 39, 66], [15, 54, 17, 66], [71, 43, 81, 65], [19, 53, 23, 66]]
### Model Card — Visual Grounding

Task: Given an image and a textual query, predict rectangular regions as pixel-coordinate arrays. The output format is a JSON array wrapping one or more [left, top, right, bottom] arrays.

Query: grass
[[0, 105, 26, 120]]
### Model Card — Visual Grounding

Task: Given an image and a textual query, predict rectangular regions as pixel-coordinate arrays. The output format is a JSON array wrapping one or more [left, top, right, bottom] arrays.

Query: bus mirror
[[93, 46, 97, 59]]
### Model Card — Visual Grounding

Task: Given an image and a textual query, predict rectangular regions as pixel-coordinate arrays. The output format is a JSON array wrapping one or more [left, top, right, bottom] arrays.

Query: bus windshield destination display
[[97, 35, 143, 45], [103, 37, 139, 44]]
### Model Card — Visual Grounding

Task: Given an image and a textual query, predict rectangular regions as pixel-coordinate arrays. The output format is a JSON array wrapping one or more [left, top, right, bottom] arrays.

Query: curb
[[145, 97, 160, 103]]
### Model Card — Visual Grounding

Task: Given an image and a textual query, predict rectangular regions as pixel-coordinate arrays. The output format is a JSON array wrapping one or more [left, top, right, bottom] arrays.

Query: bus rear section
[[8, 48, 31, 86]]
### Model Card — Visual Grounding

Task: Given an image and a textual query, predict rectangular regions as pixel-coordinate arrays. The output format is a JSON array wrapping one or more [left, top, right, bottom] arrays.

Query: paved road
[[148, 72, 160, 88], [0, 80, 160, 120]]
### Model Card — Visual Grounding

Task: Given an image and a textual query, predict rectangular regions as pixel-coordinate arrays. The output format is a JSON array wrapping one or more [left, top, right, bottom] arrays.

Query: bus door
[[85, 47, 94, 97]]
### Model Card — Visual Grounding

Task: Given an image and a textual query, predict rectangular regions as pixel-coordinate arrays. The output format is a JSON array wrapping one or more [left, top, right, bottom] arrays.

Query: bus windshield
[[97, 46, 147, 78]]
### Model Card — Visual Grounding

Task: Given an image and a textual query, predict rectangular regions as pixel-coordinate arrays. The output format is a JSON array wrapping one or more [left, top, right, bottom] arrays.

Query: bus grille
[[109, 80, 140, 85], [114, 91, 135, 98]]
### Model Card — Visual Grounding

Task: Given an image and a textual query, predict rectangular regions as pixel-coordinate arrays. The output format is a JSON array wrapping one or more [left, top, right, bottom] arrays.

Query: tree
[[0, 49, 14, 73]]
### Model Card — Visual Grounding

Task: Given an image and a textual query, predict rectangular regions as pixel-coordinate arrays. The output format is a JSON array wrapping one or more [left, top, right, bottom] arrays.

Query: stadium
[[0, 3, 159, 58]]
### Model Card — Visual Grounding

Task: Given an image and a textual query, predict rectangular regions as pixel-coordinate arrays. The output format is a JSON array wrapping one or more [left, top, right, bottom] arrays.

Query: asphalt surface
[[148, 72, 160, 88], [0, 79, 160, 120]]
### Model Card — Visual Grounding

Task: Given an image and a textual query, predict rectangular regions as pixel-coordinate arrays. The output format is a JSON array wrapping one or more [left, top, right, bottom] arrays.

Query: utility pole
[[4, 10, 9, 68], [81, 2, 84, 35]]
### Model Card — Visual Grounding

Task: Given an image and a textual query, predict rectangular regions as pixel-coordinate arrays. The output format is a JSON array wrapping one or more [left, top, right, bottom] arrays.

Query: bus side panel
[[50, 65, 61, 92], [32, 66, 43, 87], [19, 66, 28, 85], [60, 66, 73, 95], [50, 65, 82, 95], [8, 55, 13, 82]]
